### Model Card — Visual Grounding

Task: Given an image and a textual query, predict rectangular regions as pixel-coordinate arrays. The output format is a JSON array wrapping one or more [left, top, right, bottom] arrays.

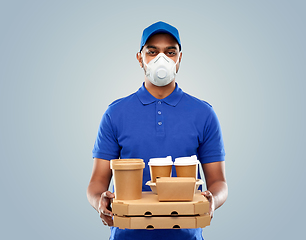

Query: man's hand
[[201, 161, 228, 219], [202, 190, 215, 219], [98, 191, 115, 226]]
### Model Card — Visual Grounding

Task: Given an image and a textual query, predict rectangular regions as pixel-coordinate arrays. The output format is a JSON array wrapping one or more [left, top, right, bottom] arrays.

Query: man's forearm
[[208, 180, 228, 210], [87, 181, 108, 212]]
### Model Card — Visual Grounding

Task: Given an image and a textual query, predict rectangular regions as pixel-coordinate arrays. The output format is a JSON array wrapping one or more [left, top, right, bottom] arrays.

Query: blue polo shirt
[[92, 83, 225, 240]]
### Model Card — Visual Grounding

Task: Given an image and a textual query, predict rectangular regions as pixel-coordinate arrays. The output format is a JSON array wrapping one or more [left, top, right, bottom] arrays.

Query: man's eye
[[148, 51, 156, 55], [167, 52, 176, 56]]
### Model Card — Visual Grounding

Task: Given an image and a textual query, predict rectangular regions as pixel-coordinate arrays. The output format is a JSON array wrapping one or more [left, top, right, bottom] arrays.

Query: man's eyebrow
[[145, 45, 179, 50], [146, 45, 157, 49], [166, 46, 178, 50]]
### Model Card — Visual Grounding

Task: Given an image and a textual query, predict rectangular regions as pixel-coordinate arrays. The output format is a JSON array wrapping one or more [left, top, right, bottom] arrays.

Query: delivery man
[[87, 21, 228, 240]]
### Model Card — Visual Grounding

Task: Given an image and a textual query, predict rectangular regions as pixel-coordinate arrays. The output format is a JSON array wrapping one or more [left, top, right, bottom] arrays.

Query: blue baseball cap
[[140, 21, 181, 52]]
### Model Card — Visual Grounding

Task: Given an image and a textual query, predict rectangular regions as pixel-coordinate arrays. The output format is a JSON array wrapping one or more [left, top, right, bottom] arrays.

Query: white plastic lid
[[148, 156, 173, 166], [174, 155, 199, 166]]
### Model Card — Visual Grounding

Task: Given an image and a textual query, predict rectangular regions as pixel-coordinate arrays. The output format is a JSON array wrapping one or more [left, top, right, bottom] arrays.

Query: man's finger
[[102, 191, 115, 199], [100, 202, 113, 217], [101, 219, 107, 226], [101, 208, 113, 217], [202, 190, 213, 199], [99, 205, 113, 218], [101, 215, 114, 226]]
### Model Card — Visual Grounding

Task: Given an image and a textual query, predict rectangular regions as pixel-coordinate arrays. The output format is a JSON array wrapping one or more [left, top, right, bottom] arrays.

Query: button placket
[[156, 100, 164, 135]]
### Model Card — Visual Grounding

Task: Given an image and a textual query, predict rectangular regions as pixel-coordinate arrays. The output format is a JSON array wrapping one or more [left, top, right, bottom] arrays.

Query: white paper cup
[[148, 156, 173, 183], [174, 155, 199, 179]]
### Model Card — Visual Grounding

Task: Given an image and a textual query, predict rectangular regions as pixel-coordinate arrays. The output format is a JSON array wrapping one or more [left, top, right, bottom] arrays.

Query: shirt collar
[[136, 82, 183, 107]]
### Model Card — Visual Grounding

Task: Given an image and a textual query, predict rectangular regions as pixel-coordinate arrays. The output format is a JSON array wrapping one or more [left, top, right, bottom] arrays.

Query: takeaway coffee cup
[[110, 159, 145, 200], [174, 155, 199, 179], [148, 156, 173, 183]]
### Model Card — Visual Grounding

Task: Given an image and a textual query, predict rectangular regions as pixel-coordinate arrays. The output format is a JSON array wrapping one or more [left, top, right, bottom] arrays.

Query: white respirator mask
[[142, 52, 180, 87]]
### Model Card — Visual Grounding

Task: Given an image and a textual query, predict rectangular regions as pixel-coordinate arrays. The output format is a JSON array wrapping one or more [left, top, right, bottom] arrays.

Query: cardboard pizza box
[[113, 214, 211, 229], [112, 192, 209, 216]]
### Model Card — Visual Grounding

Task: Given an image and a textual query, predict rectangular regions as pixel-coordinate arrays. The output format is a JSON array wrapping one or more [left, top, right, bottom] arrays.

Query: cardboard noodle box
[[156, 177, 196, 201], [112, 192, 209, 216], [113, 214, 210, 229], [146, 179, 204, 194]]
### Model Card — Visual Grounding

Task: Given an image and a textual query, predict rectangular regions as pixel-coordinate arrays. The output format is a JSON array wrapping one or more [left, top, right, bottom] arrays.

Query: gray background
[[1, 0, 305, 239]]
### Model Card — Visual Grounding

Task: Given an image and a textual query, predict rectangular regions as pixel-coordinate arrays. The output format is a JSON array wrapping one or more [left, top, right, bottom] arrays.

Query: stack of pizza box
[[112, 177, 211, 230]]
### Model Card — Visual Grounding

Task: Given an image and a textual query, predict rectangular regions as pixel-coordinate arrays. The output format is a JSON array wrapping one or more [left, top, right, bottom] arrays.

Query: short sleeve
[[198, 108, 225, 164], [92, 110, 121, 160]]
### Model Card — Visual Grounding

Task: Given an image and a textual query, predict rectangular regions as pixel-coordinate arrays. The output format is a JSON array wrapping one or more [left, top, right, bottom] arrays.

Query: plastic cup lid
[[148, 156, 173, 166], [174, 155, 199, 166], [110, 159, 145, 170]]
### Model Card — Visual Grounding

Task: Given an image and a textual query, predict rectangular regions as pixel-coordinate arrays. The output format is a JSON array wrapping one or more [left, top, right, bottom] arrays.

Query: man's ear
[[136, 52, 143, 68], [175, 52, 182, 73], [179, 51, 182, 63]]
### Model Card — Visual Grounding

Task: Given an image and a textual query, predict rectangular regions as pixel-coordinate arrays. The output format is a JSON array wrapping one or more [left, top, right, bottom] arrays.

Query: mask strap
[[141, 52, 149, 68], [175, 52, 181, 65]]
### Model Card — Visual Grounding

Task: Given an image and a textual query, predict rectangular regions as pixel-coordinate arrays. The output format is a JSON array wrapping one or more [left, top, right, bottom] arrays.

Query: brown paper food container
[[110, 159, 145, 200], [149, 165, 172, 183], [146, 179, 204, 194], [156, 177, 196, 201]]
